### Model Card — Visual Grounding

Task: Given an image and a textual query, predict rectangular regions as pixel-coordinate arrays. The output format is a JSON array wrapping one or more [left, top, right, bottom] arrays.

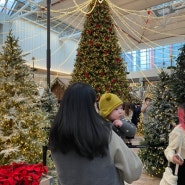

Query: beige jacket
[[109, 131, 143, 184], [164, 125, 185, 162]]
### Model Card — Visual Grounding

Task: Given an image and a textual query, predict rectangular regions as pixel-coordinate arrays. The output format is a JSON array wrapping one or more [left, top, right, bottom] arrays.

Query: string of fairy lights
[[111, 7, 163, 88], [0, 0, 185, 91]]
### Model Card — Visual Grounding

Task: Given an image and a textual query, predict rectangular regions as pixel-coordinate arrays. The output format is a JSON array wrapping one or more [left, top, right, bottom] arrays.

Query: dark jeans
[[170, 160, 185, 185]]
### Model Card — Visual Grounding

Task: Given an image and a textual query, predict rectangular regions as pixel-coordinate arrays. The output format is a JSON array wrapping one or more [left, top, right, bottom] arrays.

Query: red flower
[[103, 50, 108, 55], [87, 29, 92, 35], [100, 72, 105, 76], [115, 57, 121, 64], [84, 72, 89, 78], [108, 26, 113, 32], [147, 10, 151, 15], [96, 24, 101, 29], [89, 40, 93, 46], [0, 162, 48, 185], [112, 78, 117, 83]]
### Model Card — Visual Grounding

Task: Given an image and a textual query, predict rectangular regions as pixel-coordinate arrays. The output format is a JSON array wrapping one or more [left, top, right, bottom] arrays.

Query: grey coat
[[51, 131, 143, 185]]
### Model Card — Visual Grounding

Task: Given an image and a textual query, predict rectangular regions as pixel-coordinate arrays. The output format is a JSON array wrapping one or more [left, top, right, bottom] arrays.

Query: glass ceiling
[[0, 0, 184, 37], [0, 0, 17, 15], [0, 0, 80, 38], [152, 0, 185, 17], [1, 0, 184, 16], [0, 0, 43, 15]]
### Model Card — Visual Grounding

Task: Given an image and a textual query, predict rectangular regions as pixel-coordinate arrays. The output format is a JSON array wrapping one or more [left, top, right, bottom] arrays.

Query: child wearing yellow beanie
[[99, 93, 137, 144]]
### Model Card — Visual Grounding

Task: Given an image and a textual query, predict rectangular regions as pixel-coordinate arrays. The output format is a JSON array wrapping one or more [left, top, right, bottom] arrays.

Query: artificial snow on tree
[[70, 0, 130, 101], [40, 86, 59, 141], [138, 70, 177, 177], [39, 86, 59, 182], [0, 31, 49, 165], [170, 44, 185, 104]]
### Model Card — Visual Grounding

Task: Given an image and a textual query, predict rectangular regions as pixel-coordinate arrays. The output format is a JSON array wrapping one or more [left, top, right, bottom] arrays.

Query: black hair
[[145, 97, 151, 102], [49, 82, 111, 159], [130, 103, 135, 111], [123, 102, 131, 116]]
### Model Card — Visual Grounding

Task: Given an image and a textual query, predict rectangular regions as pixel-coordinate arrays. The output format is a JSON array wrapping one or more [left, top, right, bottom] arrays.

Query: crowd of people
[[48, 82, 185, 185]]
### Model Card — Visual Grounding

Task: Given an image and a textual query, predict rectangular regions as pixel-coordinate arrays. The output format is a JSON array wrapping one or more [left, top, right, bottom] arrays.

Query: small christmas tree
[[40, 86, 59, 179], [138, 70, 177, 177], [0, 31, 48, 165], [40, 86, 59, 142], [70, 0, 130, 101], [170, 44, 185, 104]]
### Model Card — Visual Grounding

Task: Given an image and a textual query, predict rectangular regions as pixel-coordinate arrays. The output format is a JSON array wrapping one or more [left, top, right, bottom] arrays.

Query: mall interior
[[0, 0, 185, 98], [0, 1, 185, 184]]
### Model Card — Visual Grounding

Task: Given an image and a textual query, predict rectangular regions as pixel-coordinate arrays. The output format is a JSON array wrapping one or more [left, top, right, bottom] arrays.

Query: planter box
[[40, 175, 53, 185]]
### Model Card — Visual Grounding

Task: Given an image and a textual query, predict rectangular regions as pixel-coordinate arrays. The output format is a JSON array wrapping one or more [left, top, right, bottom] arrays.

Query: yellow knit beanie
[[99, 93, 123, 118]]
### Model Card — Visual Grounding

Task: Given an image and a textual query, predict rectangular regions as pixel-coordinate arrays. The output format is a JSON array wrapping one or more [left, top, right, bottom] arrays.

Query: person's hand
[[113, 120, 123, 127], [173, 154, 184, 165]]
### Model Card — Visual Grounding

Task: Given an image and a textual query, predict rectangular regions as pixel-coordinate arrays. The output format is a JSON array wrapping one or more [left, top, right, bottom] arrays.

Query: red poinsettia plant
[[0, 162, 48, 185]]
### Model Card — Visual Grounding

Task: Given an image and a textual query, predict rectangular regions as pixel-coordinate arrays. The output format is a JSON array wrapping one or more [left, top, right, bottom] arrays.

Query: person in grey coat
[[49, 82, 143, 185]]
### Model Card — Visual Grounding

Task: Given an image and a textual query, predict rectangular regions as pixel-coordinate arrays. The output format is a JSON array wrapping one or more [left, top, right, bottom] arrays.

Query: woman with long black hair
[[49, 82, 142, 185]]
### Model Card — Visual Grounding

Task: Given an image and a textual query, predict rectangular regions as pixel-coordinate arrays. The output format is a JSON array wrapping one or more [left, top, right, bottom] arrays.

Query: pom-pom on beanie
[[99, 93, 123, 118]]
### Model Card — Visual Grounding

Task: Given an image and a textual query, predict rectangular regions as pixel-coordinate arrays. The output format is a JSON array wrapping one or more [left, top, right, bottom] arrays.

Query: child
[[99, 93, 137, 144]]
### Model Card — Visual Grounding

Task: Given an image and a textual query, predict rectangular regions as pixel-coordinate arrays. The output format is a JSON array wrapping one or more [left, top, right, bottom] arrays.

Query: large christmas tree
[[0, 31, 48, 165], [138, 70, 177, 177], [70, 0, 130, 101], [170, 44, 185, 104]]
